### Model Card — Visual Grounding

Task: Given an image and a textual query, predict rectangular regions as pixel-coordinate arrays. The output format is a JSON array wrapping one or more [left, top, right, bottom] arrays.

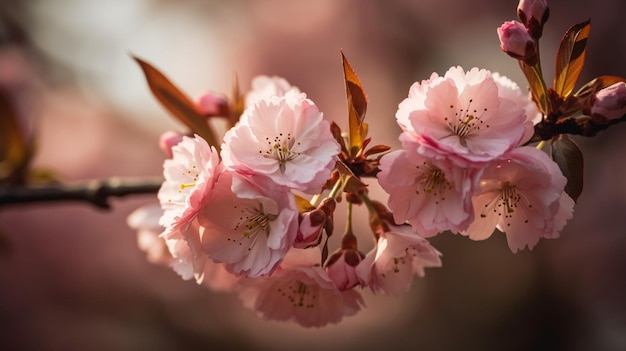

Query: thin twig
[[0, 177, 163, 210]]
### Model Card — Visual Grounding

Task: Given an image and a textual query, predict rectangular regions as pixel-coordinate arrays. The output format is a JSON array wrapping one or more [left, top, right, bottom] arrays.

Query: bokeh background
[[1, 0, 625, 350]]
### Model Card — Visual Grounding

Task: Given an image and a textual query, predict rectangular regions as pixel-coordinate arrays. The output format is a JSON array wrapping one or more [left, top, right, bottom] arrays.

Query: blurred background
[[1, 0, 625, 350]]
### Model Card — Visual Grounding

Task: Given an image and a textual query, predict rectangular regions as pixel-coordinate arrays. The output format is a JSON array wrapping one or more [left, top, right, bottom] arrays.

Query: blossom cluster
[[127, 0, 626, 328], [380, 66, 574, 252], [129, 76, 443, 327]]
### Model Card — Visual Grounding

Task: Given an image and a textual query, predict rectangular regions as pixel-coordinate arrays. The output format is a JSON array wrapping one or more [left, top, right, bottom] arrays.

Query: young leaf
[[134, 57, 220, 150], [551, 134, 584, 202], [519, 61, 548, 114], [554, 20, 591, 97], [341, 52, 368, 158], [335, 160, 367, 193]]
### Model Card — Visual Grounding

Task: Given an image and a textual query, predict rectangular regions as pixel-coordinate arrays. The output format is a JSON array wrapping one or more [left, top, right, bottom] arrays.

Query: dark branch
[[526, 113, 626, 144], [0, 177, 162, 210]]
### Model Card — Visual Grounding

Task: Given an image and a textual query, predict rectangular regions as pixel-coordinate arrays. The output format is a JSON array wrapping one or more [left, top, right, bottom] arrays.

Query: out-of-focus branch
[[0, 177, 162, 210]]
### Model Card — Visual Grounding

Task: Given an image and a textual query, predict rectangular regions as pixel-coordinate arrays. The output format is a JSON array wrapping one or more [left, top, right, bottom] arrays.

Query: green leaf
[[551, 134, 584, 202], [554, 20, 591, 97], [341, 52, 368, 158], [134, 56, 220, 150]]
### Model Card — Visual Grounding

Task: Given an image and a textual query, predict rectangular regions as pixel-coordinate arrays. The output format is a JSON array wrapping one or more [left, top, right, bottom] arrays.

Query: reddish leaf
[[330, 121, 349, 157], [229, 73, 244, 128], [519, 61, 548, 114], [341, 52, 368, 158], [364, 144, 391, 157], [335, 160, 367, 193], [551, 134, 584, 202], [134, 57, 220, 150], [554, 20, 591, 97], [0, 91, 34, 184]]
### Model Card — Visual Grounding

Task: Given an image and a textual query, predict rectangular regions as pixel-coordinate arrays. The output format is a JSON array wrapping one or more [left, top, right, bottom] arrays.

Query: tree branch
[[0, 177, 163, 210]]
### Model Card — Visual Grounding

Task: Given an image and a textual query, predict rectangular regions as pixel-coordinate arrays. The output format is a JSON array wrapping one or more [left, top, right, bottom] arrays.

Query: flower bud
[[158, 131, 184, 158], [590, 82, 626, 123], [294, 198, 336, 248], [325, 249, 365, 291], [517, 0, 549, 39], [196, 92, 229, 117], [294, 208, 326, 248], [497, 21, 538, 66]]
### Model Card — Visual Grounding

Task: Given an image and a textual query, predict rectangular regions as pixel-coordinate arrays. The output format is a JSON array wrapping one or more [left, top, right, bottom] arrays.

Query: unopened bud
[[294, 209, 326, 249], [325, 249, 364, 290], [590, 82, 626, 123], [497, 21, 538, 66], [196, 92, 229, 117], [517, 0, 549, 39], [159, 131, 184, 158]]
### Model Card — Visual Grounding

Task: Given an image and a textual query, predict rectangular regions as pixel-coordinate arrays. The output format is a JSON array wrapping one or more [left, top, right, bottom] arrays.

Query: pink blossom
[[517, 0, 549, 38], [464, 147, 574, 252], [497, 21, 537, 66], [238, 248, 364, 327], [325, 249, 365, 291], [396, 67, 531, 166], [377, 147, 475, 236], [245, 75, 300, 107], [356, 224, 442, 294], [198, 171, 299, 278], [492, 73, 541, 144], [221, 92, 340, 193], [590, 82, 626, 123], [157, 135, 222, 282], [126, 204, 171, 266]]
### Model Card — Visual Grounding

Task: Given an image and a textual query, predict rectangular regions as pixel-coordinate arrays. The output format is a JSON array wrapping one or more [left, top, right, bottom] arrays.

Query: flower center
[[444, 99, 490, 146], [481, 181, 531, 226], [277, 280, 317, 308], [261, 133, 301, 173], [230, 203, 277, 251], [415, 162, 453, 205], [167, 165, 199, 203]]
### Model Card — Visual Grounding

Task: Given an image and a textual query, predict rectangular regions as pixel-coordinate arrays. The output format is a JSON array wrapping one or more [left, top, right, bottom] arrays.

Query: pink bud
[[294, 209, 325, 248], [196, 92, 229, 117], [497, 21, 537, 66], [158, 131, 184, 158], [325, 249, 364, 291], [517, 0, 549, 38], [591, 82, 626, 123]]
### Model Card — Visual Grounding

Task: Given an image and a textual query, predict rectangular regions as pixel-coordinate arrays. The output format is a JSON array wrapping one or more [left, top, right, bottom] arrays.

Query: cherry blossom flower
[[221, 92, 340, 194], [157, 135, 222, 282], [356, 224, 442, 295], [238, 248, 364, 327], [396, 66, 533, 167], [245, 75, 300, 107], [126, 204, 171, 266], [198, 171, 299, 278], [377, 147, 475, 236], [464, 147, 575, 252]]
